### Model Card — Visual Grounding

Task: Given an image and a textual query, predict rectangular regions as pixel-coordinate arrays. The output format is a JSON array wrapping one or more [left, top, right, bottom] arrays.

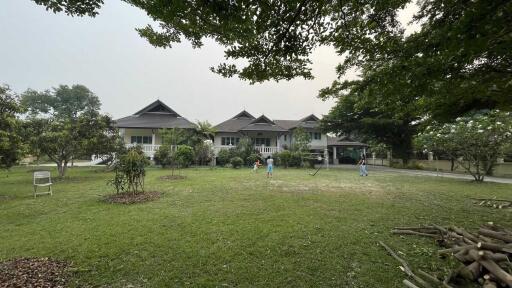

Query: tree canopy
[[30, 0, 512, 161], [0, 86, 25, 169]]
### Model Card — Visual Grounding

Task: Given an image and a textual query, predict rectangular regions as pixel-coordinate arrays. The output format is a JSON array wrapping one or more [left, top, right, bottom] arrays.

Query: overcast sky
[[0, 1, 418, 124]]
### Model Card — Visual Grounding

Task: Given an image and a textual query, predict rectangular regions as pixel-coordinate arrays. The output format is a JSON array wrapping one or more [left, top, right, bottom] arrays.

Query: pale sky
[[0, 1, 417, 124]]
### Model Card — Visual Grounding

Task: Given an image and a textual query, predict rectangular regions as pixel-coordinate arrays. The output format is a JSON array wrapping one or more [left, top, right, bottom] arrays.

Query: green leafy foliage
[[175, 145, 194, 168], [20, 85, 120, 176], [153, 145, 174, 168], [109, 146, 150, 194], [194, 140, 214, 165], [0, 86, 25, 169], [415, 110, 512, 181], [229, 157, 243, 169]]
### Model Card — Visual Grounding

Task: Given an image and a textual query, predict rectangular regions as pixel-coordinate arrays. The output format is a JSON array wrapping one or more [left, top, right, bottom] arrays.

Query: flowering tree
[[415, 110, 512, 182]]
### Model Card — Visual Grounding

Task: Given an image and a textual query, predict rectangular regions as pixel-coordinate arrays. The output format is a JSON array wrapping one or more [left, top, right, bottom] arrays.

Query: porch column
[[333, 146, 337, 165], [276, 134, 281, 152], [151, 130, 156, 160], [324, 149, 329, 169]]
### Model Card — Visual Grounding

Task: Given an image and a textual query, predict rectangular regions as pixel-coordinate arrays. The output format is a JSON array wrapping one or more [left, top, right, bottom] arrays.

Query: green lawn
[[1, 167, 511, 287]]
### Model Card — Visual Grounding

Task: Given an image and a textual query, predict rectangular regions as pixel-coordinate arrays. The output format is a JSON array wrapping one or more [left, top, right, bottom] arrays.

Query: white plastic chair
[[33, 171, 53, 198]]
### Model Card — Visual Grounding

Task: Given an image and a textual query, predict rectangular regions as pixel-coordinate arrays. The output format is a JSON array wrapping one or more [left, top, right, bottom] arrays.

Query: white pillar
[[324, 148, 329, 169]]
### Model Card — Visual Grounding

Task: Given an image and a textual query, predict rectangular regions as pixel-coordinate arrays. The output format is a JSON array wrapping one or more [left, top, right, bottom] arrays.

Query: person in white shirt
[[266, 156, 274, 178]]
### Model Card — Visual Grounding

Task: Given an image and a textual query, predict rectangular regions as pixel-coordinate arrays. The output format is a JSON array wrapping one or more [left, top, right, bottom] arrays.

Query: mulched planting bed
[[0, 257, 71, 288], [103, 191, 161, 204], [159, 175, 186, 181]]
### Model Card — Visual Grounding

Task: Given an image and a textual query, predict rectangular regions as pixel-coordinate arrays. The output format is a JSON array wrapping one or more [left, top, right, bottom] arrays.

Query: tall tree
[[31, 0, 512, 120], [0, 85, 25, 170], [21, 85, 119, 176]]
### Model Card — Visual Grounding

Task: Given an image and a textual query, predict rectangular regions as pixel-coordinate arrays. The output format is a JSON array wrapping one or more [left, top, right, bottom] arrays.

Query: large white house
[[115, 100, 367, 164]]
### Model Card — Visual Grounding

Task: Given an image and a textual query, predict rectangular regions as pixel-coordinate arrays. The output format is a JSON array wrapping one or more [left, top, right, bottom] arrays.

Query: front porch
[[214, 145, 280, 157]]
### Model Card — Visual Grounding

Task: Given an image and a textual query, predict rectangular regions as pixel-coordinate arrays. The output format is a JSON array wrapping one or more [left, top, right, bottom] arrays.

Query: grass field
[[1, 166, 511, 287]]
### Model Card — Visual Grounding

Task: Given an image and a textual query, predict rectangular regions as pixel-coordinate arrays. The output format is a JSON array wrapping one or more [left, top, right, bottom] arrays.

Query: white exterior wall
[[121, 128, 164, 145], [289, 129, 328, 150]]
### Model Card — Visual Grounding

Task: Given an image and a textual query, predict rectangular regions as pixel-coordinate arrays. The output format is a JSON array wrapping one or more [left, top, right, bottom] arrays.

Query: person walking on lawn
[[358, 155, 368, 176], [266, 156, 274, 178]]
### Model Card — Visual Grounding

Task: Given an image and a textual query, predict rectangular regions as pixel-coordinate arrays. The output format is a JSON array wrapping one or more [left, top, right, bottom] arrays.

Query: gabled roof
[[250, 115, 275, 125], [115, 100, 194, 129], [231, 110, 255, 119], [300, 114, 320, 122], [274, 114, 321, 130], [213, 110, 256, 133], [240, 115, 288, 132], [327, 136, 367, 147]]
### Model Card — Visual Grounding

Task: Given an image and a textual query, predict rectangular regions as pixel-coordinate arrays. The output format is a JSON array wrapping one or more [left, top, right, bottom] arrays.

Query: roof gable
[[250, 115, 275, 125], [231, 110, 255, 119], [134, 100, 180, 116], [300, 114, 319, 122]]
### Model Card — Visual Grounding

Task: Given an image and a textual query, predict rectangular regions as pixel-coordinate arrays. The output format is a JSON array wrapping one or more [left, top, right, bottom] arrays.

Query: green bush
[[176, 145, 195, 168], [153, 145, 174, 168], [230, 156, 244, 168], [289, 151, 304, 167], [277, 150, 292, 167], [217, 149, 232, 166], [108, 146, 150, 194]]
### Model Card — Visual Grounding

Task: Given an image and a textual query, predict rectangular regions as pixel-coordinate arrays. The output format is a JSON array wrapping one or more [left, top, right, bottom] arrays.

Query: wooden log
[[432, 224, 448, 234], [467, 250, 512, 286], [478, 228, 512, 243], [459, 261, 481, 281], [438, 245, 476, 255], [403, 279, 421, 288], [454, 249, 473, 263], [443, 265, 463, 287], [391, 230, 439, 238], [451, 227, 479, 243], [482, 279, 498, 288], [378, 241, 433, 288], [470, 197, 512, 203], [417, 270, 442, 285], [477, 242, 512, 254]]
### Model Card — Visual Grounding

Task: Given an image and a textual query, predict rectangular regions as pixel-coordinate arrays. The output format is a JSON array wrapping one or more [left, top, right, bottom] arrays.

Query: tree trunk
[[450, 158, 455, 171]]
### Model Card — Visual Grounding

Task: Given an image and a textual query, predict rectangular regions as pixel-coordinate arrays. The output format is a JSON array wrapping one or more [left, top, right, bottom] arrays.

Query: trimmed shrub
[[153, 145, 174, 168], [217, 149, 232, 166], [277, 150, 292, 168], [108, 146, 150, 194], [230, 156, 244, 168], [176, 145, 195, 168]]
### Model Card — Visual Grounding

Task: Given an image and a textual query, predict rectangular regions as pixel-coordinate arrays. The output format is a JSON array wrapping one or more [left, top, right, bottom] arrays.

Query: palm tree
[[195, 121, 217, 141]]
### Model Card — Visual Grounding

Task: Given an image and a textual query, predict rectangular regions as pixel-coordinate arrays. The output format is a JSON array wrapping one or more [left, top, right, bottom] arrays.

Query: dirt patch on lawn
[[160, 175, 186, 181], [103, 191, 161, 204], [0, 257, 71, 288]]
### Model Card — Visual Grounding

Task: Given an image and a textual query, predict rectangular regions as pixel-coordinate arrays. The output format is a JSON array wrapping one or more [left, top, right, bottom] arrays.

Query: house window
[[309, 132, 321, 140], [284, 135, 287, 141], [221, 137, 239, 146], [253, 138, 271, 146], [131, 136, 152, 144]]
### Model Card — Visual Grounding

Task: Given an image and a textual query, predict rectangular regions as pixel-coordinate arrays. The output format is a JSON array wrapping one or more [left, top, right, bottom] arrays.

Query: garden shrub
[[277, 150, 292, 167], [217, 149, 232, 166], [176, 145, 195, 168], [153, 145, 173, 168], [108, 146, 150, 194], [230, 156, 244, 168]]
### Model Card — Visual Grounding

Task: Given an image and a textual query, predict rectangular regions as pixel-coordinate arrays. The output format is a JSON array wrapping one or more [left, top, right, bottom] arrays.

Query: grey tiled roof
[[214, 117, 255, 132], [327, 136, 367, 146], [115, 100, 195, 129], [115, 114, 195, 129], [215, 112, 323, 133]]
